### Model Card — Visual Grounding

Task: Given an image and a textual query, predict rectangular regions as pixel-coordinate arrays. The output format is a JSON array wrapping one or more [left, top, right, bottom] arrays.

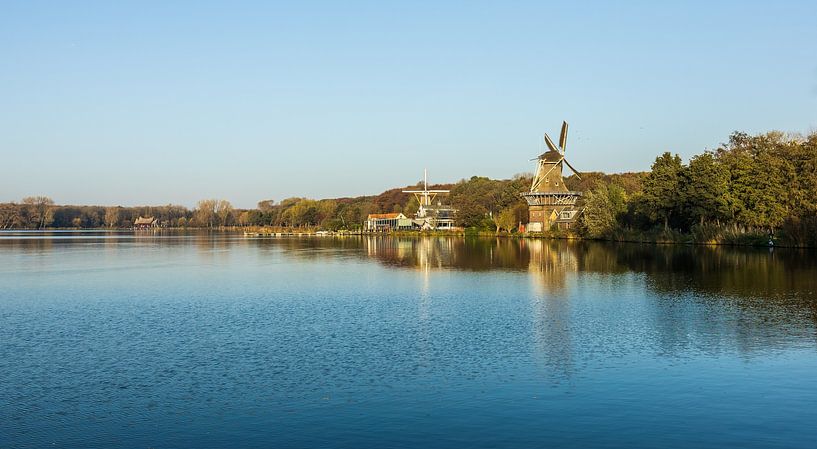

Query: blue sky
[[1, 1, 816, 208]]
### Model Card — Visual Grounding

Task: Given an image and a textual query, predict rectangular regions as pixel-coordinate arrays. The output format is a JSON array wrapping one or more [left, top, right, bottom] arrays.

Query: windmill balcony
[[522, 191, 582, 206]]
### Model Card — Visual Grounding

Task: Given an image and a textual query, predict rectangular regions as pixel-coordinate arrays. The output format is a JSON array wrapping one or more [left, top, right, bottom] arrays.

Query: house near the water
[[133, 216, 159, 229], [366, 212, 414, 232], [365, 170, 457, 232]]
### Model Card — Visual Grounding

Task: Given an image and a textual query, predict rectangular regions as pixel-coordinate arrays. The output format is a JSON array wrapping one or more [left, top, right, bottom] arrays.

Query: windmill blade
[[530, 175, 541, 192], [559, 121, 568, 153], [563, 158, 582, 180], [530, 161, 544, 191], [544, 133, 560, 153]]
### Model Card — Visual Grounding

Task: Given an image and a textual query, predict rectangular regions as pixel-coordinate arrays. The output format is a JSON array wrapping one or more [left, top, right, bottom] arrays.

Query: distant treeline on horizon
[[2, 130, 816, 246]]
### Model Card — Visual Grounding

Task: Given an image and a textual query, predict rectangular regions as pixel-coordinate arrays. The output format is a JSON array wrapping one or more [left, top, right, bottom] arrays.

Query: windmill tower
[[522, 121, 583, 232]]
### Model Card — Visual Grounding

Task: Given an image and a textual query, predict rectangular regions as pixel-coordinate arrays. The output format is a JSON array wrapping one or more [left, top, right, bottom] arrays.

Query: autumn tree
[[317, 200, 337, 224], [215, 200, 233, 226], [495, 208, 517, 233], [237, 210, 252, 226], [257, 200, 275, 212], [282, 199, 319, 227], [194, 199, 217, 228], [449, 176, 527, 228]]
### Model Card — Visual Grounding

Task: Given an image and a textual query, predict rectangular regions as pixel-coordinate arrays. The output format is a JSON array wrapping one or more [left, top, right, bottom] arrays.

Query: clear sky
[[2, 1, 816, 208]]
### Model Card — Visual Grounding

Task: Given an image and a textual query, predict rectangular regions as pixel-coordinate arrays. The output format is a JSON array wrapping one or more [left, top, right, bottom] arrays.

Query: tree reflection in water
[[5, 231, 814, 369], [355, 236, 817, 361]]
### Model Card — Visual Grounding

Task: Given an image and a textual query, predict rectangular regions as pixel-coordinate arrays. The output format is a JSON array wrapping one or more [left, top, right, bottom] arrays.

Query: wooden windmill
[[522, 121, 583, 232]]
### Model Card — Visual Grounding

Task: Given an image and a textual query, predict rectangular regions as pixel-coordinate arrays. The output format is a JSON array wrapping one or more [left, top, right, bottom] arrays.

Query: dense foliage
[[577, 131, 817, 246]]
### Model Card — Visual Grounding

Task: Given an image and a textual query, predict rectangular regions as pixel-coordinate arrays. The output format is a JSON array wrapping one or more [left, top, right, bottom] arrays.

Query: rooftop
[[367, 213, 405, 220]]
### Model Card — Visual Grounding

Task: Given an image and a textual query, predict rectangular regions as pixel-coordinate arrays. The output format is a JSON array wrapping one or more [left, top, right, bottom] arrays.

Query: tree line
[[577, 131, 817, 246], [0, 199, 235, 229], [0, 177, 530, 231], [3, 129, 815, 245]]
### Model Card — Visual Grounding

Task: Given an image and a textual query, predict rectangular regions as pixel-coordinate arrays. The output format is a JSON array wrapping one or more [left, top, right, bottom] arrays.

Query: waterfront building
[[403, 170, 457, 230], [133, 216, 158, 229], [522, 121, 583, 231], [365, 212, 414, 232]]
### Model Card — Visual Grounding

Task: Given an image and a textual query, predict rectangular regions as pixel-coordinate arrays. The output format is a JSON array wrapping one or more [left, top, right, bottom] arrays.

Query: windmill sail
[[544, 133, 560, 154], [563, 159, 581, 180], [559, 121, 568, 153]]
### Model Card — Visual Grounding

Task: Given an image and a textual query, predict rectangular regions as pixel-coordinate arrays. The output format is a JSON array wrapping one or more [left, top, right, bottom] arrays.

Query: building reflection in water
[[7, 232, 814, 367], [363, 236, 457, 272], [523, 238, 578, 295], [361, 236, 581, 380], [523, 239, 578, 380]]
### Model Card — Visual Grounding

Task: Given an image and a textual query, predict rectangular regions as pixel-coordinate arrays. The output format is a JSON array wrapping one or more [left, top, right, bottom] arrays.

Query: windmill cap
[[537, 149, 563, 162]]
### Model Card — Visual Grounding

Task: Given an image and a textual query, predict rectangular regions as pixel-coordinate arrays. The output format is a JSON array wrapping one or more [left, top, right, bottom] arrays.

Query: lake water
[[2, 231, 817, 448]]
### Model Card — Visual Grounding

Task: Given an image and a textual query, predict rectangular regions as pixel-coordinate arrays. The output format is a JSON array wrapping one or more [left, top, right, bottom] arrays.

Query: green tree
[[495, 208, 517, 233], [579, 183, 623, 238], [640, 152, 683, 229], [681, 153, 730, 226], [449, 176, 527, 229], [717, 131, 792, 229], [403, 196, 420, 217]]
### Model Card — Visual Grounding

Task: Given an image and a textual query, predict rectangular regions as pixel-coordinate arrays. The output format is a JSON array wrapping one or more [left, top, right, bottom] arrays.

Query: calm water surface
[[1, 231, 817, 448]]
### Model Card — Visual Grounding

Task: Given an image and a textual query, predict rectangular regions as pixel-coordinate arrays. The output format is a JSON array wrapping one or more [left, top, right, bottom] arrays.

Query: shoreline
[[4, 226, 812, 249]]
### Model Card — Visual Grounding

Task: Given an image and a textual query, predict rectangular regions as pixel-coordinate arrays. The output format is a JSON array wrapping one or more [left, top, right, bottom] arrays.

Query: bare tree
[[22, 196, 55, 229], [0, 203, 22, 229], [104, 207, 120, 228], [215, 200, 233, 227]]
